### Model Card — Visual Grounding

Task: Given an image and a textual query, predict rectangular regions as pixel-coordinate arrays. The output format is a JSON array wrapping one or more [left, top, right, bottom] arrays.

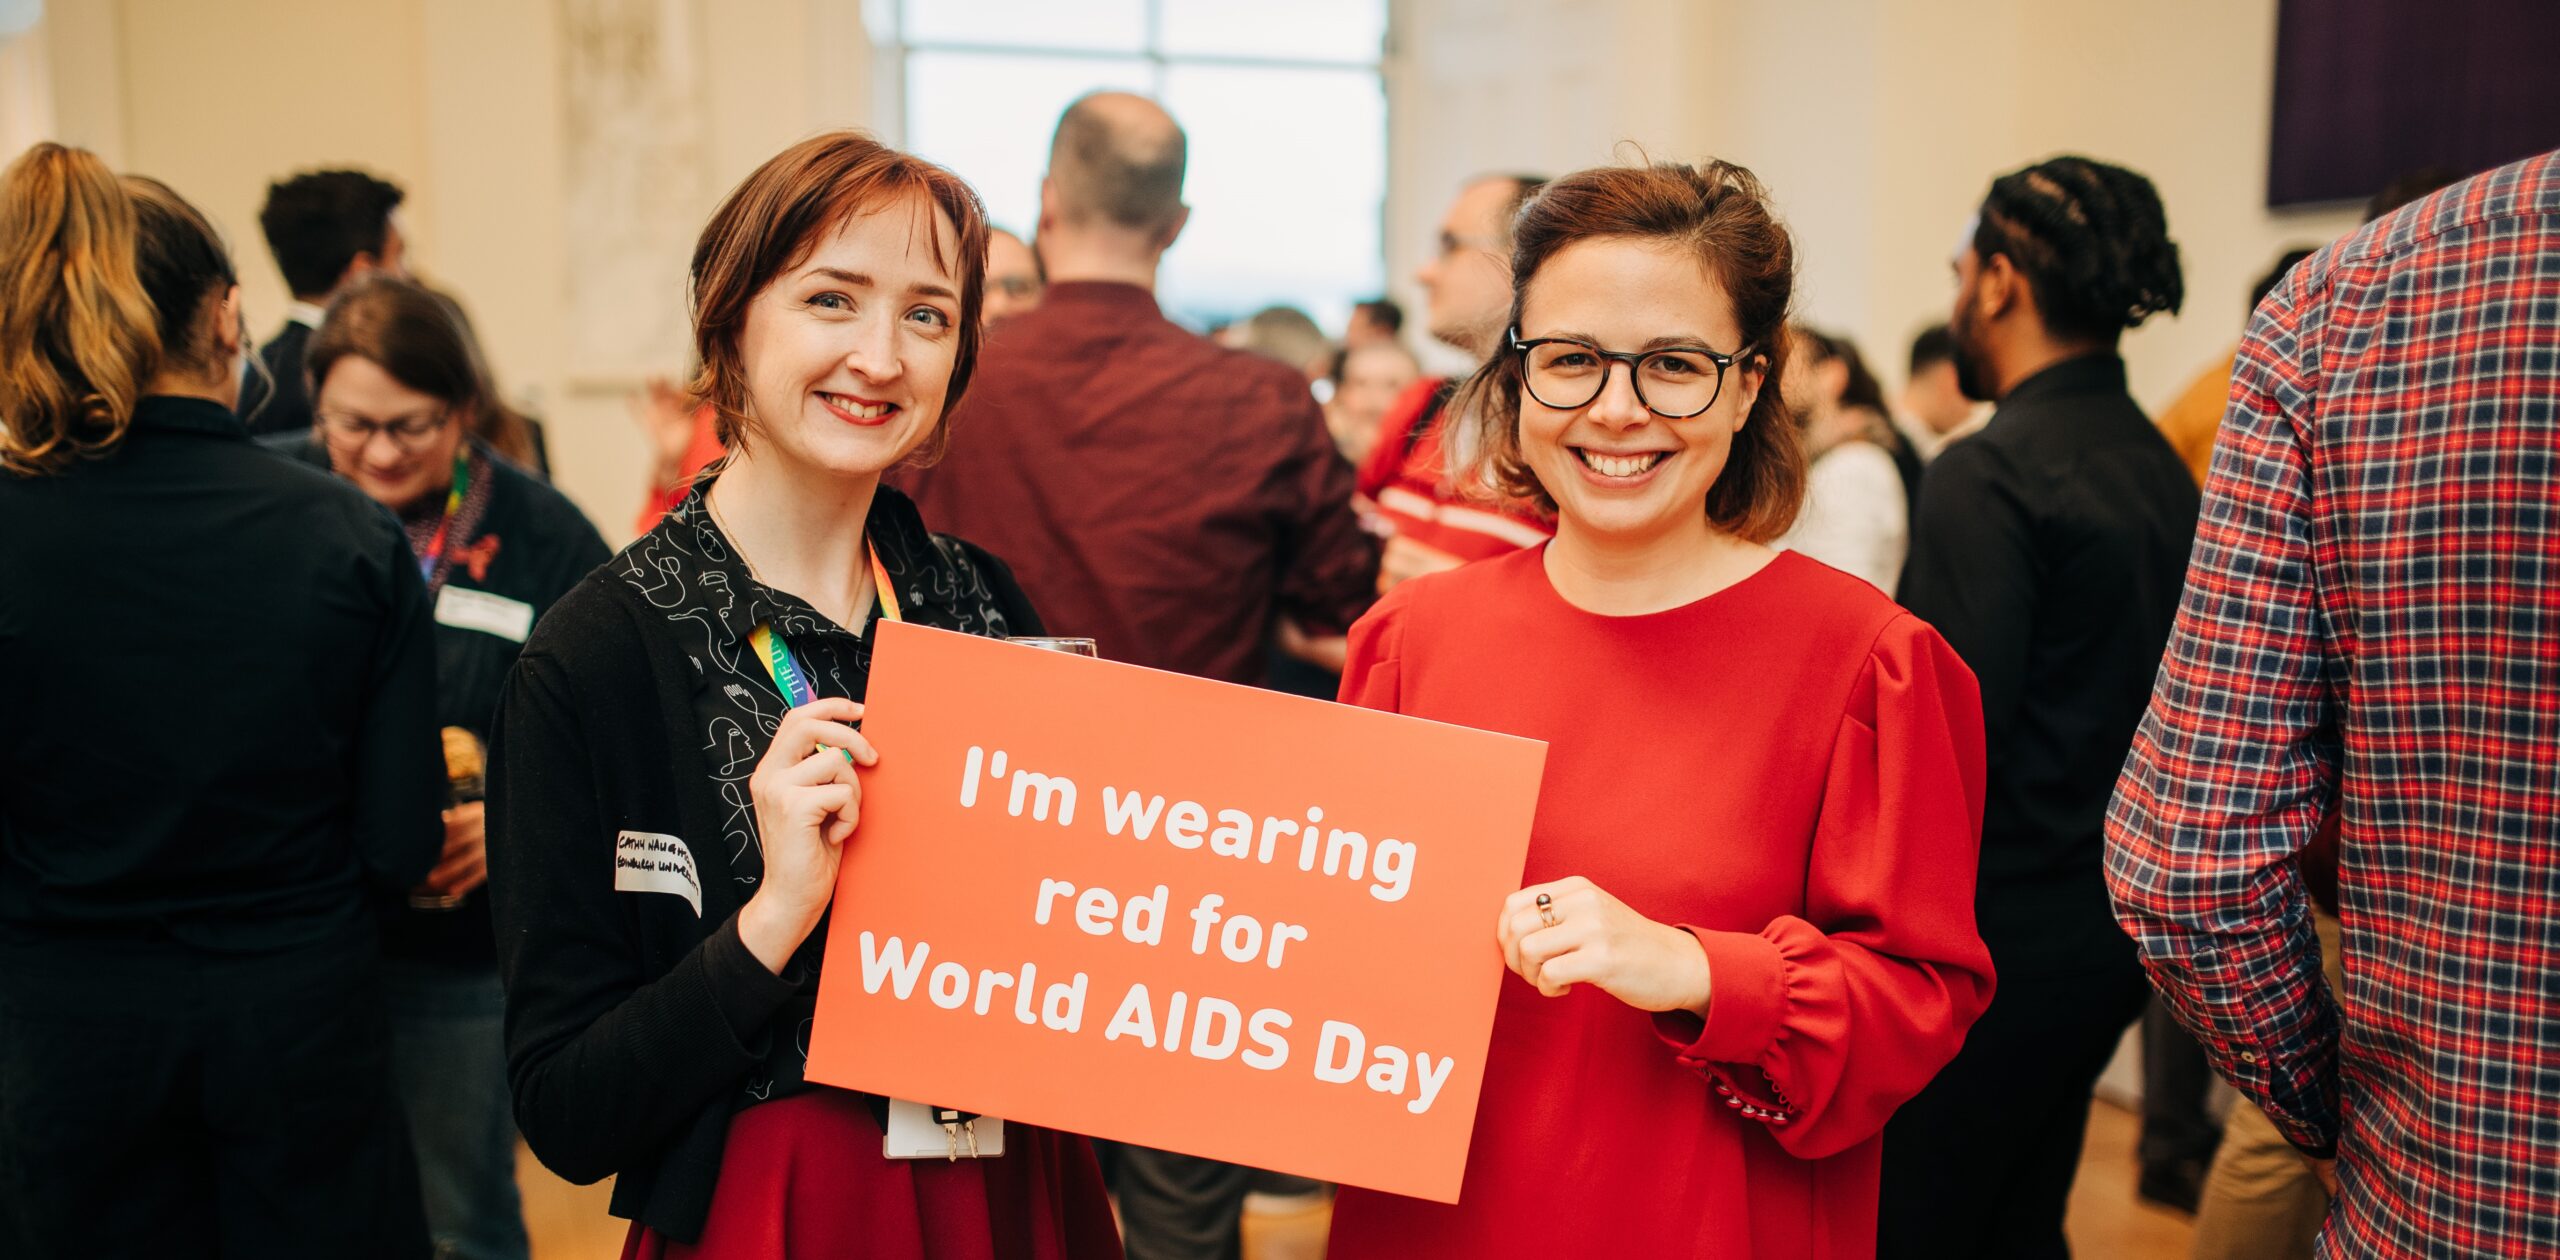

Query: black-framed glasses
[[316, 408, 452, 450], [1510, 329, 1756, 419]]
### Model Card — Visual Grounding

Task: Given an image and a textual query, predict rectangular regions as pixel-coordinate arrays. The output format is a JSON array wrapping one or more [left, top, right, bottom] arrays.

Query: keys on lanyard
[[934, 1106, 981, 1160], [884, 1098, 1005, 1160]]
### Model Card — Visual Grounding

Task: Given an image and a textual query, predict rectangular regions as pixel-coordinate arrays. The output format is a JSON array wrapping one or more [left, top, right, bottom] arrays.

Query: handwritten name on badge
[[614, 830, 701, 916]]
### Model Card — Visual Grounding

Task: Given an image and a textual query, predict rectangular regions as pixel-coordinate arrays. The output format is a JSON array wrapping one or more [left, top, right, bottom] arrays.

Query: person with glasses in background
[[0, 145, 442, 1257], [1357, 174, 1554, 590], [278, 275, 610, 1260], [1326, 160, 1993, 1260], [983, 226, 1044, 328]]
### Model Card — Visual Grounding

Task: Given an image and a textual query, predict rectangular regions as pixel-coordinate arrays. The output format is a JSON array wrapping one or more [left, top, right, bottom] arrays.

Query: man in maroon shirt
[[896, 92, 1377, 1258], [901, 92, 1375, 691]]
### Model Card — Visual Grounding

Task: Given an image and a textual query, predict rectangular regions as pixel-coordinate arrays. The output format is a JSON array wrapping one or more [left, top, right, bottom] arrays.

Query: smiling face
[[316, 353, 465, 511], [1514, 235, 1762, 547], [733, 191, 966, 477]]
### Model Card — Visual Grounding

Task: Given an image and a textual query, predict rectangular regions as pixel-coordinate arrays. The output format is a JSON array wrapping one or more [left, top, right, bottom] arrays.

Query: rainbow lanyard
[[746, 546, 903, 758], [417, 450, 472, 581]]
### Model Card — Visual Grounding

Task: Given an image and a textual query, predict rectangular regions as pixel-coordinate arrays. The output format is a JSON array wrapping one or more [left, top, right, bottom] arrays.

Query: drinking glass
[[1007, 636, 1099, 657]]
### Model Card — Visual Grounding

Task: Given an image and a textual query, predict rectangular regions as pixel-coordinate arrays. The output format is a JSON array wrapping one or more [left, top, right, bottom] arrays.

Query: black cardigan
[[485, 512, 1041, 1241]]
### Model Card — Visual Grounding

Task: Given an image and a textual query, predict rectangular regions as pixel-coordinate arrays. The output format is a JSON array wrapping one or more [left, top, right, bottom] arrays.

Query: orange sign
[[805, 621, 1546, 1203]]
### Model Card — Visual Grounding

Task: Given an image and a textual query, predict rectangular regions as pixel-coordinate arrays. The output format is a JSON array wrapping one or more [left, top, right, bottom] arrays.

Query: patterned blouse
[[614, 479, 1038, 1104]]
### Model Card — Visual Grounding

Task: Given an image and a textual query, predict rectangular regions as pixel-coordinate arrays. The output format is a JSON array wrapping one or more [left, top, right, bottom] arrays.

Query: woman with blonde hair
[[0, 145, 442, 1256]]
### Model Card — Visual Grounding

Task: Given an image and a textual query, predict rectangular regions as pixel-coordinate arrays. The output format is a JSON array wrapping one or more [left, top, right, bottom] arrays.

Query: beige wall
[[25, 0, 2369, 529], [1385, 0, 1720, 376], [31, 0, 870, 538], [1388, 0, 2366, 410]]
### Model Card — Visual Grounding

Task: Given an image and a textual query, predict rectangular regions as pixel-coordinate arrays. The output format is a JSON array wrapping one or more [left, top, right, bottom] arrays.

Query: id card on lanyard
[[744, 545, 1005, 1161]]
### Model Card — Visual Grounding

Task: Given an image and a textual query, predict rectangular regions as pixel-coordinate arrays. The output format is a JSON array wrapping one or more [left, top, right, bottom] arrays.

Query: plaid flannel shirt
[[2108, 149, 2560, 1257]]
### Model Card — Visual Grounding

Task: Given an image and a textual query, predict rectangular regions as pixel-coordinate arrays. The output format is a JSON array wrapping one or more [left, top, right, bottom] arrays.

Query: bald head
[[1048, 92, 1187, 234]]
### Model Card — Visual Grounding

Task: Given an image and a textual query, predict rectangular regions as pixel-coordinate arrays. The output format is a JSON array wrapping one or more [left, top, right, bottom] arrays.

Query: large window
[[882, 0, 1387, 332]]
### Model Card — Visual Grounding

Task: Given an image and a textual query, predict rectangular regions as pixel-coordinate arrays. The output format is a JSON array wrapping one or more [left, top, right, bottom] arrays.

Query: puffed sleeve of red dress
[[1651, 614, 1996, 1159], [1338, 580, 1408, 712]]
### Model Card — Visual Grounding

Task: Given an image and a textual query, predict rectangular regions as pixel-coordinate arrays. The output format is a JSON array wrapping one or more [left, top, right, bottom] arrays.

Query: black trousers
[[0, 925, 428, 1259], [1876, 956, 2151, 1259], [1109, 1145, 1249, 1260]]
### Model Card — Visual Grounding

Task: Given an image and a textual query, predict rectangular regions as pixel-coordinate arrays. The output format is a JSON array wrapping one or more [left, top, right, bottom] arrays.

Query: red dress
[[620, 1091, 1120, 1260], [1327, 548, 1995, 1259]]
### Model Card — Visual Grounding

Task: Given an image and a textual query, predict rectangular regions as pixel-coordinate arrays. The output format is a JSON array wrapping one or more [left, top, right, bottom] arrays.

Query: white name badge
[[612, 830, 702, 917], [435, 585, 536, 643], [884, 1098, 1006, 1160]]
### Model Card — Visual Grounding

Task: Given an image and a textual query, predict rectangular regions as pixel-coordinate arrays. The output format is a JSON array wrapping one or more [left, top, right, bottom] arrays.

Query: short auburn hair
[[687, 131, 988, 464], [1451, 160, 1804, 543]]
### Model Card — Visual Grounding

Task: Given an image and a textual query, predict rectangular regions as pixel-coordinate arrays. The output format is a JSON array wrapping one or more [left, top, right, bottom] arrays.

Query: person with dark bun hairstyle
[[484, 130, 1118, 1257], [0, 145, 441, 1256], [1326, 158, 1993, 1259], [1877, 154, 2199, 1257]]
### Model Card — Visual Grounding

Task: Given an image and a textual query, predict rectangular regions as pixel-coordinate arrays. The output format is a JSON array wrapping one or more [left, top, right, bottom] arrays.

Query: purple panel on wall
[[2269, 0, 2560, 208]]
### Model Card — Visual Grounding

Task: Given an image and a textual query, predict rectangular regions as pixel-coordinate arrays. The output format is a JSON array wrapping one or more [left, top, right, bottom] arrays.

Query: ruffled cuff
[[1651, 925, 1799, 1124]]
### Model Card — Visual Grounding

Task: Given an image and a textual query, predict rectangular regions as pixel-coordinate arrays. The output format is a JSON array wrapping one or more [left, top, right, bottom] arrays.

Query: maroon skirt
[[621, 1090, 1121, 1260]]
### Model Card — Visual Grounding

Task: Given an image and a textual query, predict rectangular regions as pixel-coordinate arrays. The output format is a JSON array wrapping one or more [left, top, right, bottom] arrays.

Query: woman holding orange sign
[[1329, 162, 1995, 1258], [485, 133, 1117, 1258]]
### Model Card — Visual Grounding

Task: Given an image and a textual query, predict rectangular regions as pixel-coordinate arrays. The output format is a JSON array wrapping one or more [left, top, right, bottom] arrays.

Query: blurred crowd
[[2, 56, 2554, 1260]]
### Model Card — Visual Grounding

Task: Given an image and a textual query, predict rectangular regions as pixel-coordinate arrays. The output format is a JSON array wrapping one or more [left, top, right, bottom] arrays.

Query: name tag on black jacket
[[437, 585, 536, 642]]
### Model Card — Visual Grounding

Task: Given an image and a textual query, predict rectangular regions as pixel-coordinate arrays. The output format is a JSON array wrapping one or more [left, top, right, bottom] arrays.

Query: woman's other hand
[[737, 697, 876, 973], [1498, 875, 1712, 1015]]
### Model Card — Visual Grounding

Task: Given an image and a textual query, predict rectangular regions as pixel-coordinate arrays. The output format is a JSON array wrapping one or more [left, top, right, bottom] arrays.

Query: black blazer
[[239, 320, 314, 438]]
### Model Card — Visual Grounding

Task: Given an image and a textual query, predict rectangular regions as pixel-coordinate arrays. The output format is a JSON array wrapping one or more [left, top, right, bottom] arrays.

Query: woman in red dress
[[1327, 161, 1995, 1258]]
